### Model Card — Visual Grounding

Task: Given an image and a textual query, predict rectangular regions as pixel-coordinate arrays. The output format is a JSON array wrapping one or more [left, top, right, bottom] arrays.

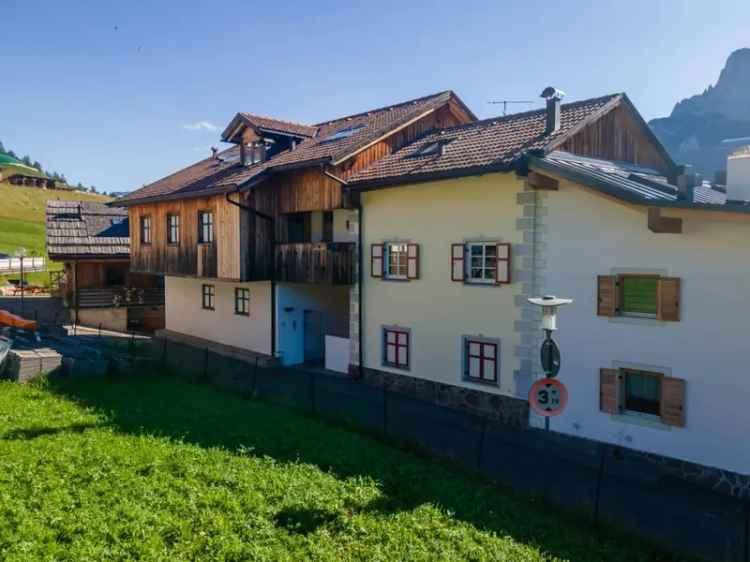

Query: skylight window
[[415, 142, 441, 157], [324, 124, 366, 142]]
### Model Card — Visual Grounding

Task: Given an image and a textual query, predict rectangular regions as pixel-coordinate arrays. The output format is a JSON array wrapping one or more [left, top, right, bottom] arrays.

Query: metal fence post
[[476, 416, 487, 470]]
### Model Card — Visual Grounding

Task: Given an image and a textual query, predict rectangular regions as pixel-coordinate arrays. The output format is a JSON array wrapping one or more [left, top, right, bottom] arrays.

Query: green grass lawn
[[0, 374, 676, 561]]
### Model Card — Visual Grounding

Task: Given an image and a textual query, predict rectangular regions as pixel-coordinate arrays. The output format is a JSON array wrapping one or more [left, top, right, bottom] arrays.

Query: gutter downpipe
[[321, 167, 364, 379], [225, 188, 277, 358]]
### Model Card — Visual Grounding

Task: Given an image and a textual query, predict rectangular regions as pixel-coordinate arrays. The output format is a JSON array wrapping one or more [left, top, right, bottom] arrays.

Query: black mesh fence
[[119, 339, 749, 562]]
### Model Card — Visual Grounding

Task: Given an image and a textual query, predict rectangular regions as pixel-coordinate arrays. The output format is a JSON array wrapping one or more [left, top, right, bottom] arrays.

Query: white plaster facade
[[165, 276, 272, 355], [359, 173, 526, 397], [542, 179, 750, 474]]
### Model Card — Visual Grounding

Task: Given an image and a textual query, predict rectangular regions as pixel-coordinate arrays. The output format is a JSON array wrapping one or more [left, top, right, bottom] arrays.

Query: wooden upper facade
[[126, 93, 472, 283]]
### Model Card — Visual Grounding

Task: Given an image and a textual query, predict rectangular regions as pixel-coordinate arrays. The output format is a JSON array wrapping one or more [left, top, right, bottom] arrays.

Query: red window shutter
[[407, 243, 419, 279], [657, 277, 681, 321], [495, 243, 511, 284], [451, 243, 465, 282], [599, 368, 621, 414], [597, 275, 618, 317], [661, 376, 686, 427], [371, 243, 383, 278]]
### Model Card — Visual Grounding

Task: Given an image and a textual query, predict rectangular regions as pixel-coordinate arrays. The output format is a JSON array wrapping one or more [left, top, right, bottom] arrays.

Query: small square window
[[201, 284, 215, 310], [383, 327, 410, 370], [464, 337, 499, 384], [234, 287, 250, 316], [623, 369, 662, 417], [167, 214, 180, 245], [198, 211, 214, 244], [385, 243, 408, 279]]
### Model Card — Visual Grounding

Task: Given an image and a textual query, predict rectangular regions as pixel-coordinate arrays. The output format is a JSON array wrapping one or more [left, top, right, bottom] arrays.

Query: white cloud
[[182, 121, 218, 132]]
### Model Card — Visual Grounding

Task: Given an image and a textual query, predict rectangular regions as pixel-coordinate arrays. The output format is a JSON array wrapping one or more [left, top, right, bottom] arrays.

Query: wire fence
[[109, 337, 749, 562]]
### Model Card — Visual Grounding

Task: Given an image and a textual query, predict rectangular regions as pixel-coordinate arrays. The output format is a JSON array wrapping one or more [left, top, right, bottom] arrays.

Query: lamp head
[[527, 295, 573, 331]]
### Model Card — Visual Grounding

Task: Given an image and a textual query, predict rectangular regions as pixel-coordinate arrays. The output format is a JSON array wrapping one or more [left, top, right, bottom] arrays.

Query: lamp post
[[14, 248, 27, 315], [527, 295, 572, 430]]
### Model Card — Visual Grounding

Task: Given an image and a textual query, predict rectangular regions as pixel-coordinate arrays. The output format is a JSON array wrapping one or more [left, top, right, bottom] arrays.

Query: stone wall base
[[352, 365, 529, 427]]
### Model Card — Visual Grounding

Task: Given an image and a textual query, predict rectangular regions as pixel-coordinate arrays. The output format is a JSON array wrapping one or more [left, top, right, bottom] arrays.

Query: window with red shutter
[[371, 244, 384, 278], [451, 243, 465, 282]]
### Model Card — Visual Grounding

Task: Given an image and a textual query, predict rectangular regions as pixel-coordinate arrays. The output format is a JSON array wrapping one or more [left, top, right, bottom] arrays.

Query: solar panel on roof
[[322, 124, 367, 143]]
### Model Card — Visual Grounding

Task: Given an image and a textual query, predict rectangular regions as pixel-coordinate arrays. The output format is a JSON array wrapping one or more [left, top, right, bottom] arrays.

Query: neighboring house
[[45, 201, 165, 332], [347, 90, 750, 474], [0, 152, 55, 188], [116, 91, 475, 366]]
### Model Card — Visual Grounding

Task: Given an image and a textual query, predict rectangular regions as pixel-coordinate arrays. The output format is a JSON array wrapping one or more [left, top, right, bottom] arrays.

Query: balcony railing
[[77, 287, 165, 309], [275, 242, 355, 285]]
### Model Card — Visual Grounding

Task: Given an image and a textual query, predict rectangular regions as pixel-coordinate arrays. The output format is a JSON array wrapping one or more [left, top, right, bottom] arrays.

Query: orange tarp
[[0, 310, 37, 332]]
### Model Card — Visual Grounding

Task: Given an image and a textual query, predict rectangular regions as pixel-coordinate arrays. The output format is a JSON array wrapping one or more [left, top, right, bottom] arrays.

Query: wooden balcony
[[77, 287, 165, 309], [275, 243, 355, 285]]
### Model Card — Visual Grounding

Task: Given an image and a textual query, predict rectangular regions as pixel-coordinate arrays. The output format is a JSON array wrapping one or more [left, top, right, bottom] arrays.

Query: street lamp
[[527, 295, 572, 429]]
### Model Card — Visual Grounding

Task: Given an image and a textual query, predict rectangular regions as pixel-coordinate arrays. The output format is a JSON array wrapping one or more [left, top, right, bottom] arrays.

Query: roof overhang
[[526, 154, 750, 216], [348, 161, 514, 192]]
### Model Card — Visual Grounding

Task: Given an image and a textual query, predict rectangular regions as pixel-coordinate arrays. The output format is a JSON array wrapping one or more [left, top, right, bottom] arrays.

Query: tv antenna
[[488, 100, 535, 116]]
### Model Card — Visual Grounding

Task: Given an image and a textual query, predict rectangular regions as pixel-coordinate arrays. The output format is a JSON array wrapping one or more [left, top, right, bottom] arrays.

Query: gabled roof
[[347, 94, 623, 188], [46, 200, 130, 260], [527, 151, 741, 212], [222, 113, 318, 141], [118, 90, 474, 206]]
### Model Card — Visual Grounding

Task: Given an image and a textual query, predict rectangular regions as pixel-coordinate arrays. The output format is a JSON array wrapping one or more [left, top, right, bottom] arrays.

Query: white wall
[[361, 173, 525, 397], [544, 180, 750, 473], [727, 148, 750, 202], [276, 283, 349, 365], [165, 276, 272, 354]]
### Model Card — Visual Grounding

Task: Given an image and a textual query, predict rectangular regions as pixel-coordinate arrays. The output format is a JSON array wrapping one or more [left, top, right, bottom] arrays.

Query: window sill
[[202, 307, 215, 311], [463, 377, 499, 388], [610, 413, 671, 431], [235, 312, 249, 317], [383, 362, 409, 371], [606, 315, 667, 327]]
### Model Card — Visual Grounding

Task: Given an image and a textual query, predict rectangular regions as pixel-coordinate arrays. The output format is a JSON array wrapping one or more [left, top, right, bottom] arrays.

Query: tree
[[32, 161, 43, 172], [21, 155, 32, 166], [76, 182, 84, 189], [8, 150, 17, 158], [90, 186, 98, 194], [0, 141, 5, 153]]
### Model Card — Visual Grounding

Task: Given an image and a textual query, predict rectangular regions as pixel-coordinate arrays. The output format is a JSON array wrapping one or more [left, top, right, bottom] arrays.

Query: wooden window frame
[[167, 213, 181, 245], [465, 242, 498, 285], [234, 287, 250, 316], [140, 215, 152, 245], [382, 326, 410, 370], [598, 274, 681, 321], [198, 210, 214, 244], [201, 284, 215, 311], [463, 336, 499, 385]]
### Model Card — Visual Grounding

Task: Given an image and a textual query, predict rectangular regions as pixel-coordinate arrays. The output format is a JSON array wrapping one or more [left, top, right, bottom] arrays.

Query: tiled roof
[[238, 113, 317, 138], [347, 94, 621, 187], [529, 151, 733, 210], [118, 91, 464, 205], [46, 200, 130, 260]]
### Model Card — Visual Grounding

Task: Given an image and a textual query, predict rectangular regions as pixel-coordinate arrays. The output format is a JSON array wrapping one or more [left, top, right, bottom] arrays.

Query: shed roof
[[46, 200, 130, 260]]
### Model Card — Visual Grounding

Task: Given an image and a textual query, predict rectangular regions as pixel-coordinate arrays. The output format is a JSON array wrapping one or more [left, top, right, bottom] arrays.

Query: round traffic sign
[[529, 377, 568, 417]]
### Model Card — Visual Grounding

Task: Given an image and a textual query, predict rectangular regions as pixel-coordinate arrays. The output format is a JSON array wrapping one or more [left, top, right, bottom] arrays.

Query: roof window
[[323, 124, 366, 143]]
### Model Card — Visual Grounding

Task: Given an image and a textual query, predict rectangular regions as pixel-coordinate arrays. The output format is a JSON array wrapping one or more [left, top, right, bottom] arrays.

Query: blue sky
[[2, 0, 749, 192]]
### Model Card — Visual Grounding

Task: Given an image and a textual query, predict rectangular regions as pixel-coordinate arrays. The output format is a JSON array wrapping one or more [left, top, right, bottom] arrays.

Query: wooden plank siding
[[558, 103, 672, 174], [338, 104, 465, 179], [129, 194, 245, 281], [127, 102, 471, 283]]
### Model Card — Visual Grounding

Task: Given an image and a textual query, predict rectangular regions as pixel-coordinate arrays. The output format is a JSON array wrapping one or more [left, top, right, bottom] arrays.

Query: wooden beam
[[528, 171, 559, 191], [648, 207, 682, 234]]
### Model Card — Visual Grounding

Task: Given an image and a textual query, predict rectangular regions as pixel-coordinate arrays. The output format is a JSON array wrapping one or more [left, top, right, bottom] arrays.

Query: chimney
[[211, 147, 219, 160], [671, 164, 699, 202], [726, 146, 750, 203], [540, 87, 566, 134]]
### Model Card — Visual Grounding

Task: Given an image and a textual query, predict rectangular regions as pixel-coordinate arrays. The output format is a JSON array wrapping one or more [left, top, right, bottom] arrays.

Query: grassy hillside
[[0, 181, 112, 286]]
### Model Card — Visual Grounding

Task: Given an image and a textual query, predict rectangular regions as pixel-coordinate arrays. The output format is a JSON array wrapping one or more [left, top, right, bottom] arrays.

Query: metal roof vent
[[541, 87, 566, 135]]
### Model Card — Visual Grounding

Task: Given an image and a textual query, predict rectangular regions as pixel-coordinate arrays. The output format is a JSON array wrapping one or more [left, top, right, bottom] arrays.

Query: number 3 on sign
[[529, 377, 568, 417]]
